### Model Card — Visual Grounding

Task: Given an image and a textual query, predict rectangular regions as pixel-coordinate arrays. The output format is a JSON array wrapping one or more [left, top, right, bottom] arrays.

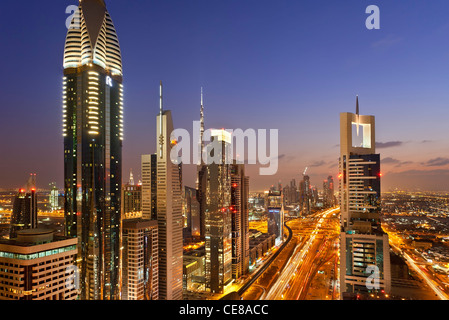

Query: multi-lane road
[[262, 208, 340, 300]]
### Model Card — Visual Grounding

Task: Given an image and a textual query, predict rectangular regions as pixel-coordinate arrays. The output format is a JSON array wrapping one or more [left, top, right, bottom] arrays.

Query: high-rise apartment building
[[122, 219, 158, 300], [339, 97, 391, 296], [0, 229, 78, 300], [156, 82, 183, 300], [62, 0, 123, 299]]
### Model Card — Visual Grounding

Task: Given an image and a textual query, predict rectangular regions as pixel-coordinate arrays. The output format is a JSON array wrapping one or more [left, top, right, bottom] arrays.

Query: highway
[[263, 208, 340, 300]]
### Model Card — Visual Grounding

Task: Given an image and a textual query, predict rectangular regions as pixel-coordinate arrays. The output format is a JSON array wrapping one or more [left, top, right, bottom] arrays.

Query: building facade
[[266, 190, 284, 244], [62, 0, 123, 300], [230, 163, 250, 280], [122, 219, 158, 300], [10, 188, 37, 239], [0, 229, 78, 300], [202, 130, 233, 294]]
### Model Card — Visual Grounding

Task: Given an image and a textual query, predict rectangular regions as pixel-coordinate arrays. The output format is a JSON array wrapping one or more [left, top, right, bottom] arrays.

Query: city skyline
[[1, 1, 449, 192], [1, 1, 449, 304]]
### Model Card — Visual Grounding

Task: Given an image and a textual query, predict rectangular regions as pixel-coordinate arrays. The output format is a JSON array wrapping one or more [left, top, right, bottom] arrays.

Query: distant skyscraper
[[141, 154, 157, 221], [62, 0, 123, 300], [49, 182, 59, 212], [323, 176, 335, 208], [230, 163, 250, 279], [122, 218, 158, 300], [300, 174, 311, 215], [266, 190, 284, 244], [339, 97, 391, 296], [184, 186, 201, 238], [10, 183, 37, 239], [156, 82, 183, 300], [121, 183, 142, 219], [202, 129, 233, 294]]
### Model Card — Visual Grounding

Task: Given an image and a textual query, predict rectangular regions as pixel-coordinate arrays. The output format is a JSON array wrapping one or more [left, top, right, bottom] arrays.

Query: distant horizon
[[1, 1, 449, 194]]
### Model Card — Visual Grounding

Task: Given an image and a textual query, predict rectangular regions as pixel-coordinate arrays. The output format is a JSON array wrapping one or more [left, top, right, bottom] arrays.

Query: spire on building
[[129, 169, 134, 185]]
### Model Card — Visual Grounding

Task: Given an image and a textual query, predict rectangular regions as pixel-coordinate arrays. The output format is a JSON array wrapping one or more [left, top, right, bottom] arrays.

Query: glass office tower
[[62, 0, 123, 300]]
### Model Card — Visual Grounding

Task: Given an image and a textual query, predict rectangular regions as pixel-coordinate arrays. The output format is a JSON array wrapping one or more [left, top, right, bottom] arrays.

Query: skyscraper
[[184, 186, 201, 239], [230, 163, 250, 279], [202, 129, 233, 294], [49, 182, 60, 212], [9, 187, 37, 239], [323, 176, 335, 208], [266, 190, 284, 245], [141, 154, 157, 221], [62, 0, 123, 300], [122, 218, 158, 300], [339, 97, 391, 297], [156, 82, 183, 300]]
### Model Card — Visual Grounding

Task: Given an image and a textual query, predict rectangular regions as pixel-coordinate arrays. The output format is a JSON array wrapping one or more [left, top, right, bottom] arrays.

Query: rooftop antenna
[[159, 81, 164, 158], [355, 95, 360, 136]]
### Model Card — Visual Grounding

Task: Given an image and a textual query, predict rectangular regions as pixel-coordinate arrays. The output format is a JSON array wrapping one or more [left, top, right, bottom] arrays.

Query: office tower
[[141, 154, 157, 221], [202, 129, 233, 294], [63, 0, 123, 300], [10, 186, 37, 239], [122, 219, 158, 300], [156, 82, 183, 300], [184, 186, 201, 238], [121, 184, 142, 219], [266, 190, 284, 245], [300, 174, 311, 215], [230, 163, 250, 280], [339, 97, 391, 296], [49, 182, 60, 212], [323, 176, 335, 208], [0, 229, 78, 300]]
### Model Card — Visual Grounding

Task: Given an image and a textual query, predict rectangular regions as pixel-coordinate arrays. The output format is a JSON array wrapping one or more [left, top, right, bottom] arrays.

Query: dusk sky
[[1, 0, 449, 191]]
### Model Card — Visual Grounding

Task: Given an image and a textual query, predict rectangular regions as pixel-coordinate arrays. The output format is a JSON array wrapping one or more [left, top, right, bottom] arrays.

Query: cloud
[[376, 141, 403, 149], [371, 35, 403, 48], [422, 157, 449, 167], [382, 157, 413, 168], [308, 160, 327, 168], [382, 157, 400, 164]]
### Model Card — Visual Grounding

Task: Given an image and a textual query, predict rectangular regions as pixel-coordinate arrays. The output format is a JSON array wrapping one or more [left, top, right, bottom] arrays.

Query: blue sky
[[0, 0, 448, 191]]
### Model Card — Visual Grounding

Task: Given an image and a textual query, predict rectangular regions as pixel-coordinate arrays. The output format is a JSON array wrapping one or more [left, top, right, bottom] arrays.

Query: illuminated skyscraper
[[49, 182, 60, 212], [141, 154, 157, 221], [0, 229, 78, 300], [156, 82, 183, 300], [9, 187, 37, 239], [122, 219, 158, 300], [230, 163, 250, 279], [339, 97, 391, 297], [201, 130, 233, 294], [266, 190, 284, 245], [62, 0, 123, 300]]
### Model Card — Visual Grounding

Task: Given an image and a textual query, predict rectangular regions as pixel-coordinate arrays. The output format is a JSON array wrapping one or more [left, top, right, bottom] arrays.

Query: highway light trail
[[263, 208, 339, 300]]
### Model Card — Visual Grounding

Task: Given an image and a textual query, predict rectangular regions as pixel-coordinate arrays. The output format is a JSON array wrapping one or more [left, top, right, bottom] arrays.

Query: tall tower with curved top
[[62, 0, 123, 300]]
